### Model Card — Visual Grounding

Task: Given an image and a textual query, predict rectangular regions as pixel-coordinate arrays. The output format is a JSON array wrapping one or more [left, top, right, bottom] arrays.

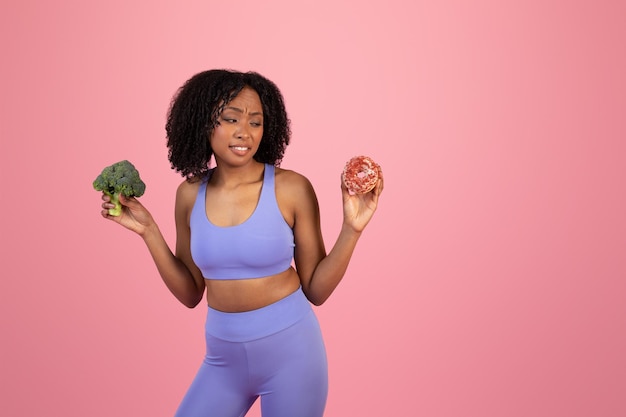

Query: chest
[[205, 182, 262, 227]]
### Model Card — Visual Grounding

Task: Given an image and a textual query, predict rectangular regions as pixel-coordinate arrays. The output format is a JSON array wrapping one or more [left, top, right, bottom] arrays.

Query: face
[[210, 87, 264, 166]]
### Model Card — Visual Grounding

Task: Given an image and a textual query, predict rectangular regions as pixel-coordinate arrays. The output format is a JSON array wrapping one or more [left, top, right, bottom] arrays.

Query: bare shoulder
[[275, 167, 315, 196], [275, 167, 319, 226], [175, 178, 202, 213]]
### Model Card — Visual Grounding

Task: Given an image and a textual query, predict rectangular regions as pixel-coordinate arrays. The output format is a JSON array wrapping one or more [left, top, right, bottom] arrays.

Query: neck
[[210, 161, 265, 187]]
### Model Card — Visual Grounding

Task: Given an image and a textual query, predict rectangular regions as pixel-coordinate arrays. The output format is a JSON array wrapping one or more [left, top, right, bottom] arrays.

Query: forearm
[[306, 224, 362, 305], [141, 224, 204, 308]]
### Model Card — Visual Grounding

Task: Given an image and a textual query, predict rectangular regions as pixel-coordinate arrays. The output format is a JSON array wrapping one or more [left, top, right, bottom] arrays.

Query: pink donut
[[342, 155, 380, 194]]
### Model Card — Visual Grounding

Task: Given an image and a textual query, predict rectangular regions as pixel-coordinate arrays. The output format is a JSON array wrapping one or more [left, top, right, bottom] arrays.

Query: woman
[[99, 69, 383, 417]]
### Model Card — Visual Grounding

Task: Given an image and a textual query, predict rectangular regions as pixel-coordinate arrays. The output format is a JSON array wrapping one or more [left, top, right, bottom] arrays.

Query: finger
[[101, 209, 120, 221], [339, 173, 355, 197], [102, 201, 116, 211], [119, 194, 139, 208], [374, 170, 384, 195], [339, 172, 347, 190]]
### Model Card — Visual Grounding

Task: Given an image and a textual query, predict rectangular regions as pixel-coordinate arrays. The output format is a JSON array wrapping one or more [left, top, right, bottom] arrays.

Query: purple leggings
[[174, 288, 328, 417]]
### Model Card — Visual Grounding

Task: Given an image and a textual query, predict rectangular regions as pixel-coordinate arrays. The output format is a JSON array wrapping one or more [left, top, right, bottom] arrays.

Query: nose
[[236, 124, 251, 139]]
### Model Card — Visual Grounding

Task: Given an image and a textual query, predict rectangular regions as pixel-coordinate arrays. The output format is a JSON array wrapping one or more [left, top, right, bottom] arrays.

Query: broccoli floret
[[93, 160, 146, 216]]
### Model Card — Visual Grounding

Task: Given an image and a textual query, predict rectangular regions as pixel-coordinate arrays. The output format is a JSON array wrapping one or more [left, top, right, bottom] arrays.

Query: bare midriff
[[204, 266, 302, 312]]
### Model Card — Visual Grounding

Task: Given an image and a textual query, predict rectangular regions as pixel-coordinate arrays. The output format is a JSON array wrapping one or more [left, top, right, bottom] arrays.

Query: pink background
[[2, 0, 625, 416]]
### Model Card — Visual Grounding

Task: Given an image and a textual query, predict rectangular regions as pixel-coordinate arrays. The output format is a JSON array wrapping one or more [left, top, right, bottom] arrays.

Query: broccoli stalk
[[93, 160, 146, 216]]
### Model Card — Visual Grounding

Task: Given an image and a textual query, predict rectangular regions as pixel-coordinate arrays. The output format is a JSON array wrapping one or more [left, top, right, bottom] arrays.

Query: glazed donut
[[342, 155, 380, 194]]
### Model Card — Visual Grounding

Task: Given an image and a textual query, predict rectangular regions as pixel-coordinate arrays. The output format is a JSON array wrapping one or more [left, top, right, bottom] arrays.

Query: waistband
[[205, 287, 312, 342]]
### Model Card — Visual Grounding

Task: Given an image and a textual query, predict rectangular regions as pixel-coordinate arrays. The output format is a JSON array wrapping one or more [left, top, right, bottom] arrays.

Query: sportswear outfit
[[174, 164, 328, 417]]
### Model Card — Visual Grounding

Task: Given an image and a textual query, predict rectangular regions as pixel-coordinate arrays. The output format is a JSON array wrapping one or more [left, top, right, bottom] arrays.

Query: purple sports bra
[[189, 164, 295, 279]]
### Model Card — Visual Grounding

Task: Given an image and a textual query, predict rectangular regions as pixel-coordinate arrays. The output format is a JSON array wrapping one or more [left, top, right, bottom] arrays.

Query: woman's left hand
[[341, 169, 384, 233]]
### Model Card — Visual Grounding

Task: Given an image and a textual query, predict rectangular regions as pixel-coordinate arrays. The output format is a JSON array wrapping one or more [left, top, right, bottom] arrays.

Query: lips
[[229, 145, 251, 156]]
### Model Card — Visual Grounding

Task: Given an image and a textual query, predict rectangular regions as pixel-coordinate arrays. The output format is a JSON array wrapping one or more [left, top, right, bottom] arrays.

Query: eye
[[221, 116, 237, 123], [251, 121, 263, 127]]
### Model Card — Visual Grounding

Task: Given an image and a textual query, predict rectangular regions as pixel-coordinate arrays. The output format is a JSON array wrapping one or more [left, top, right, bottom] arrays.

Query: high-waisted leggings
[[174, 287, 328, 417]]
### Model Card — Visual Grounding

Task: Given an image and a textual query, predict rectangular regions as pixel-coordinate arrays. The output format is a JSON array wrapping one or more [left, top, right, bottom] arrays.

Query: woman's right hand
[[100, 194, 155, 236]]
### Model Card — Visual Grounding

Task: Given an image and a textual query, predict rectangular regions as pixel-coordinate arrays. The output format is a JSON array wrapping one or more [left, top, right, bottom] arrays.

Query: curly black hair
[[165, 69, 292, 180]]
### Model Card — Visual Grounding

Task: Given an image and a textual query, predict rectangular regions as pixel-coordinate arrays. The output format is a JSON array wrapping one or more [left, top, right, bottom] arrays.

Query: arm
[[286, 169, 384, 306], [100, 181, 205, 308]]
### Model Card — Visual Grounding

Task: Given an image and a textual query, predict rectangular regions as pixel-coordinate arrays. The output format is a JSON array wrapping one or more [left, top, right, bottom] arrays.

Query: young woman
[[99, 69, 383, 417]]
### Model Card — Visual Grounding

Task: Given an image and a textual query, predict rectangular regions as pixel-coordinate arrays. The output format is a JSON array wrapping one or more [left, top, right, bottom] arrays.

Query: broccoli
[[93, 160, 146, 216]]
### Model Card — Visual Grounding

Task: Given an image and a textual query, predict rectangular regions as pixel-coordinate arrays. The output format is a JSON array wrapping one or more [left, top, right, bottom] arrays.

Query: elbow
[[306, 292, 329, 307], [302, 284, 331, 306], [180, 291, 204, 309], [181, 298, 202, 309], [182, 299, 201, 309]]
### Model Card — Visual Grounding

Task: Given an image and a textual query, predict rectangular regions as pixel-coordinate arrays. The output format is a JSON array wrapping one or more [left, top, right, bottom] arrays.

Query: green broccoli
[[93, 160, 146, 216]]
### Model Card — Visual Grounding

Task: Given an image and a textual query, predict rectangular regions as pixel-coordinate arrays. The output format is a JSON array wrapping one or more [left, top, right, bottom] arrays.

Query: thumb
[[119, 194, 139, 207]]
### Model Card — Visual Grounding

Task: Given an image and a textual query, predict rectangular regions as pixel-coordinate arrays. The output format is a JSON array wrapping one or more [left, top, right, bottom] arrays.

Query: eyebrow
[[223, 106, 263, 117]]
